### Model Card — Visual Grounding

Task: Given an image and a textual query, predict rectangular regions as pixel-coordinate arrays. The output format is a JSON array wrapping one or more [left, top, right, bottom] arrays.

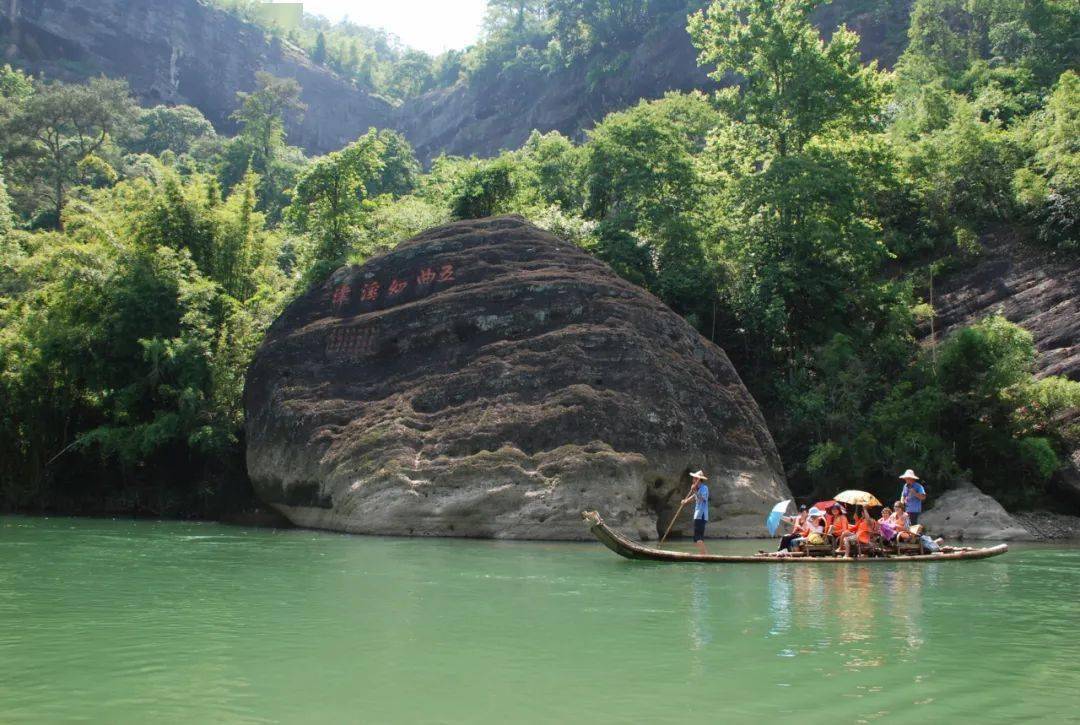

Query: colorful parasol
[[766, 499, 793, 536], [833, 490, 883, 507]]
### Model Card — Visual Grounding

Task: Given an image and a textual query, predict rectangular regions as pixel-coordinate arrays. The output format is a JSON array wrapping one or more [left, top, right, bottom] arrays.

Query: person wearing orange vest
[[826, 504, 849, 547], [839, 506, 877, 558]]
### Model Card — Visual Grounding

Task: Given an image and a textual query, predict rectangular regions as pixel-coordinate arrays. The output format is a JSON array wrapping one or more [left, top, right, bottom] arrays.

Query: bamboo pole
[[659, 492, 691, 545]]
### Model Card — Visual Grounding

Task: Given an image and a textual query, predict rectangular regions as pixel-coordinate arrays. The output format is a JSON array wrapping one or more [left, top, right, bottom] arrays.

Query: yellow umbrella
[[834, 490, 883, 507]]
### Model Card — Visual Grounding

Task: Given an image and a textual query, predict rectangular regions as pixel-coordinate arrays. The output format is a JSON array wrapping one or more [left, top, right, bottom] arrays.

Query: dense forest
[[209, 1, 718, 103], [1, 0, 1077, 517]]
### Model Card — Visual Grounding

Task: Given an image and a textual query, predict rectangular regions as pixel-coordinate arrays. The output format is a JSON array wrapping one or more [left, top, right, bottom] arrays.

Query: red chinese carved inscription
[[332, 284, 351, 311], [359, 281, 380, 302]]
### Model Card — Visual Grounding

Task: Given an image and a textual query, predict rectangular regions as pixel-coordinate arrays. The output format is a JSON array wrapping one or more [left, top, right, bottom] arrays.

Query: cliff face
[[926, 235, 1080, 505], [398, 12, 717, 162], [929, 237, 1080, 382], [244, 216, 790, 539], [400, 0, 914, 161], [1, 0, 394, 154]]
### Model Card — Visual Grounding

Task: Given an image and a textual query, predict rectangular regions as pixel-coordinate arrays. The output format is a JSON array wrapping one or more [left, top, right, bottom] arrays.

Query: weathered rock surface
[[928, 236, 1080, 381], [398, 1, 914, 161], [2, 0, 393, 154], [920, 484, 1036, 541], [924, 235, 1080, 509], [244, 216, 790, 539]]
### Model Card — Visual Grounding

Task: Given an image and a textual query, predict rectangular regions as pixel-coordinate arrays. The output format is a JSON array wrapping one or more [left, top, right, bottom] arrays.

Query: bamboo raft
[[582, 511, 1009, 564]]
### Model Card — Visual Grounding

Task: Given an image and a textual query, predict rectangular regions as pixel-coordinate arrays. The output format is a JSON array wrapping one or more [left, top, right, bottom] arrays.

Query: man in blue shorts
[[681, 470, 710, 554], [899, 469, 927, 525]]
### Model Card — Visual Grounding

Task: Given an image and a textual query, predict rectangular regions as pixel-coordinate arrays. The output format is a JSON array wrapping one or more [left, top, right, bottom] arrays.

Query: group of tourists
[[776, 470, 941, 558]]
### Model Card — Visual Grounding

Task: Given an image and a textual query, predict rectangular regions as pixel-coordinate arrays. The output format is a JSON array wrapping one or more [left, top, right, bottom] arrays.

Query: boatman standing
[[682, 470, 710, 555], [899, 469, 927, 525]]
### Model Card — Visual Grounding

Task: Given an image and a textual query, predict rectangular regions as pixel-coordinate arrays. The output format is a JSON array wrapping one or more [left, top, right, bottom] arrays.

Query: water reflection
[[766, 564, 930, 670], [688, 570, 712, 651]]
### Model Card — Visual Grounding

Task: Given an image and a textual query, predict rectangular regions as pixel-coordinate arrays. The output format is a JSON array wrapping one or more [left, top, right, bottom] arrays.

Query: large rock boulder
[[919, 484, 1036, 541], [244, 216, 789, 539]]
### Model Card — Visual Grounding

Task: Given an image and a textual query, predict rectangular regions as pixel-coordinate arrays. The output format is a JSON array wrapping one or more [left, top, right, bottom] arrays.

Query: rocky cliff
[[924, 234, 1080, 506], [244, 216, 790, 539], [400, 0, 914, 160], [1, 0, 394, 154]]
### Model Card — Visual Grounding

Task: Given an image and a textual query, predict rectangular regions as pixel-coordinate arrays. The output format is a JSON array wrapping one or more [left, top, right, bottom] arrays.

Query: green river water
[[2, 517, 1078, 723]]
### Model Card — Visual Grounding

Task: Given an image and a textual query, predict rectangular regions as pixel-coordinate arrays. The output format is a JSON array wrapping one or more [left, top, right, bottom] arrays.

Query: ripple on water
[[1, 520, 1078, 722]]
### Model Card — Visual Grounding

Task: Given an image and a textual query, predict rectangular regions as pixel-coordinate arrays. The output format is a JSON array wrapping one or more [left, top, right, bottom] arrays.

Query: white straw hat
[[690, 470, 708, 480], [899, 469, 919, 480]]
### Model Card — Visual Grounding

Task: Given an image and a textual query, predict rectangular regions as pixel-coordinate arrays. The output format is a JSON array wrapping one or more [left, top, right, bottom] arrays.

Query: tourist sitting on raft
[[825, 504, 849, 541], [838, 506, 877, 558], [793, 512, 827, 549], [776, 506, 809, 552]]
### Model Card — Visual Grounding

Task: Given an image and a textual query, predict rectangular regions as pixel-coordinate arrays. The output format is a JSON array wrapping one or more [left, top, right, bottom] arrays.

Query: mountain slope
[[1, 0, 394, 154], [401, 0, 914, 160], [3, 0, 912, 160]]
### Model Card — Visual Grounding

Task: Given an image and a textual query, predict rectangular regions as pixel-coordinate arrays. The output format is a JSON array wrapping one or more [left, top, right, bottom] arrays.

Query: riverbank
[[1013, 512, 1080, 540]]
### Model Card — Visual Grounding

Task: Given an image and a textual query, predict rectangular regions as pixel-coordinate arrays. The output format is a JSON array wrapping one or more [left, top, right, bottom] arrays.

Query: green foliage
[[364, 130, 421, 198], [286, 130, 387, 276], [3, 76, 138, 228], [689, 0, 884, 158], [899, 0, 1078, 107], [0, 159, 12, 236], [900, 97, 1018, 236], [231, 72, 306, 173], [134, 105, 217, 157], [449, 157, 518, 220], [0, 164, 288, 512], [1013, 70, 1080, 249], [583, 93, 716, 315], [2, 0, 1077, 517]]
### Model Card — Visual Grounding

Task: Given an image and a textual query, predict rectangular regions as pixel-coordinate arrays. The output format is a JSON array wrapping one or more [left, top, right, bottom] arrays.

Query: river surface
[[2, 517, 1079, 723]]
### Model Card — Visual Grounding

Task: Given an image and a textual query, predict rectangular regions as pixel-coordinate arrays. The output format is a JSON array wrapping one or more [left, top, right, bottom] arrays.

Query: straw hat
[[690, 470, 708, 480], [899, 469, 920, 481]]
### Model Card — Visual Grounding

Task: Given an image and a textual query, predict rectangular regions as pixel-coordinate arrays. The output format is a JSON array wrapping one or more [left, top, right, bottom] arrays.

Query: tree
[[364, 130, 421, 198], [583, 93, 716, 312], [231, 72, 306, 173], [286, 131, 385, 271], [383, 50, 436, 99], [0, 64, 33, 125], [689, 0, 883, 158], [547, 0, 679, 56], [485, 0, 547, 39], [134, 105, 217, 156], [449, 157, 517, 220], [6, 77, 137, 229], [1014, 70, 1079, 249], [0, 159, 12, 235], [313, 31, 328, 65]]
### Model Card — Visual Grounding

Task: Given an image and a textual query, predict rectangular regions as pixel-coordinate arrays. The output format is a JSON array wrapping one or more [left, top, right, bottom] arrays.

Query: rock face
[[924, 235, 1080, 508], [244, 216, 790, 539], [920, 484, 1036, 541], [398, 1, 914, 161], [2, 0, 394, 154], [928, 236, 1080, 381]]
